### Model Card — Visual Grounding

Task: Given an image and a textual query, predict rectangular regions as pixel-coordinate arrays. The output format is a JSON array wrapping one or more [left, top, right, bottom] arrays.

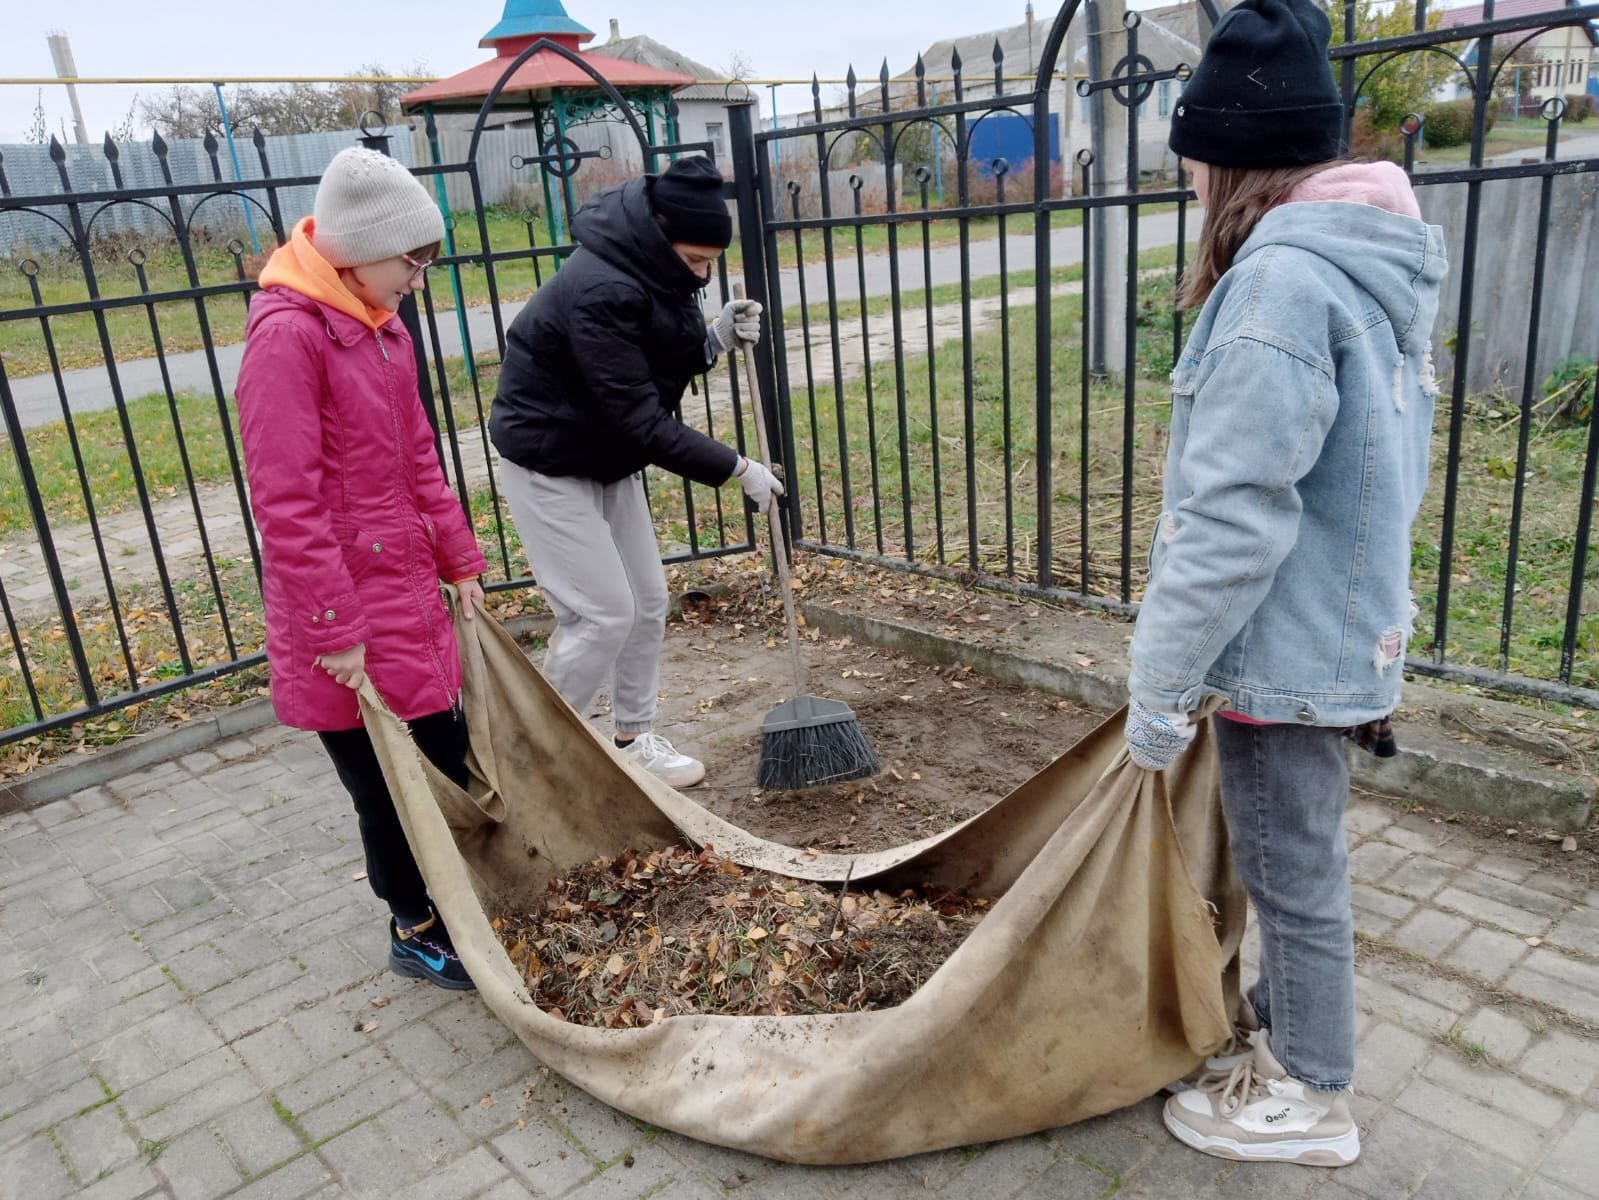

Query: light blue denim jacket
[[1129, 200, 1448, 726]]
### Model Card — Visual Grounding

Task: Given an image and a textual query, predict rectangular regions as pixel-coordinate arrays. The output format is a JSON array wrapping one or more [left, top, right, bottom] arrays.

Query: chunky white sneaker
[[620, 731, 706, 788], [1163, 992, 1263, 1094], [1163, 1037, 1360, 1166]]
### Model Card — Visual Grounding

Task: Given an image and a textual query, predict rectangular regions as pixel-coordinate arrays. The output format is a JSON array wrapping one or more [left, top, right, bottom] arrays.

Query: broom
[[737, 333, 880, 790]]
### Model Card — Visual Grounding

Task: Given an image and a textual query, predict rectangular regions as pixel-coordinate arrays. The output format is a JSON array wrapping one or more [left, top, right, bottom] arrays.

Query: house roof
[[597, 31, 755, 103], [1439, 0, 1599, 44]]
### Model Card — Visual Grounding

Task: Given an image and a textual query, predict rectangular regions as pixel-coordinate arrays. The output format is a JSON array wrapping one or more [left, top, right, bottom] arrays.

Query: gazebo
[[402, 0, 696, 242]]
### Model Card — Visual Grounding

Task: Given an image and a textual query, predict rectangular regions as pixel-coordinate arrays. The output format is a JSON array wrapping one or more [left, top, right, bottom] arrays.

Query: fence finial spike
[[253, 127, 266, 150], [152, 129, 168, 157], [49, 134, 66, 164], [102, 131, 120, 161]]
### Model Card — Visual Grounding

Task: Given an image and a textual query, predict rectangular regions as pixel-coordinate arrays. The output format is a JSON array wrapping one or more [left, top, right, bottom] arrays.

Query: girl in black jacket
[[490, 156, 779, 786]]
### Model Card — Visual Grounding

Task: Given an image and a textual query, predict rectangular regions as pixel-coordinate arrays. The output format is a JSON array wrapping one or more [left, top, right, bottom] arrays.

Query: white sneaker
[[1163, 1037, 1360, 1166], [620, 731, 706, 788]]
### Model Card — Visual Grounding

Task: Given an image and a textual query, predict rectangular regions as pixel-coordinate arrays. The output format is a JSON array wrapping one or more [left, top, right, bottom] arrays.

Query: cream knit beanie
[[311, 147, 445, 269]]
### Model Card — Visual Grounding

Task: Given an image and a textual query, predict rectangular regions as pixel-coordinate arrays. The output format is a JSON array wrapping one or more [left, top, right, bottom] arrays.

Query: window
[[1158, 79, 1172, 117], [706, 122, 727, 157]]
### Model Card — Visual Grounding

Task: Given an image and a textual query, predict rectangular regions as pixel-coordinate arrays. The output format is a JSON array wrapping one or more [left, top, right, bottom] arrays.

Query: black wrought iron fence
[[754, 0, 1599, 709], [3, 0, 1599, 751], [0, 50, 758, 747]]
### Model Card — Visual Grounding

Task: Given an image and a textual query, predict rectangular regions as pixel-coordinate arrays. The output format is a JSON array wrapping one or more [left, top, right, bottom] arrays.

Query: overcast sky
[[2, 0, 1175, 143]]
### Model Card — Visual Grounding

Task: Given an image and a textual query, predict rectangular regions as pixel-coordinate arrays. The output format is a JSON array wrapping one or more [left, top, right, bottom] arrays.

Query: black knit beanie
[[649, 156, 732, 249], [1169, 0, 1345, 168]]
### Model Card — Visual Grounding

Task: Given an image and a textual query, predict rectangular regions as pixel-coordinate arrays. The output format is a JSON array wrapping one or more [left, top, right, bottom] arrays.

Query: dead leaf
[[1562, 836, 1578, 852], [357, 1019, 380, 1034], [480, 1095, 496, 1109], [352, 871, 368, 882], [1526, 936, 1543, 947], [370, 996, 390, 1009], [606, 954, 626, 976]]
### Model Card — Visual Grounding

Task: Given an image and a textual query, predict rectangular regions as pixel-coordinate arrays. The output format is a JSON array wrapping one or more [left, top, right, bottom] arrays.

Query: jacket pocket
[[341, 530, 386, 584]]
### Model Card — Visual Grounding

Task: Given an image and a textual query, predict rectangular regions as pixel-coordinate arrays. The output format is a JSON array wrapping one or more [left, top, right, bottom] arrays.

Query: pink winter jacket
[[237, 236, 487, 731]]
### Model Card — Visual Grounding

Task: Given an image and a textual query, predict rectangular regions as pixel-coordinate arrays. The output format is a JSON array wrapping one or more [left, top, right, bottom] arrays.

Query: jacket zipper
[[375, 324, 452, 707]]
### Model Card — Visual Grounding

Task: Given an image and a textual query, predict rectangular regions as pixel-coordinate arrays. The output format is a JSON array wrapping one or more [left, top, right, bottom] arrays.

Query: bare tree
[[25, 89, 49, 144]]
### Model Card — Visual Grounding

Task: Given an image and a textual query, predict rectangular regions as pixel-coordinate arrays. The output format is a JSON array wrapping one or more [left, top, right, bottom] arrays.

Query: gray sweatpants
[[498, 460, 667, 734]]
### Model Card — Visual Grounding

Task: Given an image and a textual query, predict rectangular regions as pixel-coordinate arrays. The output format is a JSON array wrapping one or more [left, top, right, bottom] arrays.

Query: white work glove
[[710, 299, 763, 352], [1125, 698, 1197, 771], [735, 456, 784, 513]]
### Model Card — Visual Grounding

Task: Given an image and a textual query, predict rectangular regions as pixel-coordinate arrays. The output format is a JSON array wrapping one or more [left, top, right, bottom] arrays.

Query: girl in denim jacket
[[1122, 0, 1447, 1167]]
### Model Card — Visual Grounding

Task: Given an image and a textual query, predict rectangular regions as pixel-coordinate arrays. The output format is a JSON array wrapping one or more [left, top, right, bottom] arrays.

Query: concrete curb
[[802, 602, 1596, 833], [0, 613, 556, 816], [0, 695, 281, 815]]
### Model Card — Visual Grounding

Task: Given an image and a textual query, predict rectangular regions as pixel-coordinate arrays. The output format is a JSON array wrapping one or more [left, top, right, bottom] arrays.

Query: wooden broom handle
[[732, 286, 806, 696]]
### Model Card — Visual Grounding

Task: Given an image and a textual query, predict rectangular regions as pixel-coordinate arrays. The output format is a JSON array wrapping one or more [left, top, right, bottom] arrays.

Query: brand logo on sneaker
[[1263, 1108, 1292, 1124], [404, 944, 448, 973]]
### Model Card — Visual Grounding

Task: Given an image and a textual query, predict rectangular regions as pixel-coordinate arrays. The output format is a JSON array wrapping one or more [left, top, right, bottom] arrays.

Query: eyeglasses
[[400, 252, 435, 277]]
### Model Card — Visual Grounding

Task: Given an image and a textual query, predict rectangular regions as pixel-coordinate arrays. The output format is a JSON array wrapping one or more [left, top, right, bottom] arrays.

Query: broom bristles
[[757, 715, 880, 791]]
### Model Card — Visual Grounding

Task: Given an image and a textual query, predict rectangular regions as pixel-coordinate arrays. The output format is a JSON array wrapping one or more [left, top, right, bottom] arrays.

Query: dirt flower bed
[[492, 843, 991, 1027]]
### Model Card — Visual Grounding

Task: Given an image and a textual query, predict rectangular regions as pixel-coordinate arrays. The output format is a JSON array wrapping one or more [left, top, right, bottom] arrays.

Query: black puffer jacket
[[489, 176, 740, 486]]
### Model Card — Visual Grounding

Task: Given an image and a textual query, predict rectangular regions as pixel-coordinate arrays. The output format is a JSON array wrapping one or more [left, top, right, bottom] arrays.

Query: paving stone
[[54, 1099, 140, 1182], [1442, 927, 1531, 984], [1362, 958, 1475, 1018], [1521, 1179, 1593, 1200], [1385, 856, 1460, 901], [120, 1046, 248, 1128], [0, 1076, 111, 1153], [439, 1047, 553, 1142], [1421, 1055, 1569, 1127], [319, 1119, 441, 1198], [227, 1153, 335, 1199], [1546, 907, 1599, 958], [1350, 883, 1417, 922], [76, 1161, 164, 1200], [1348, 841, 1409, 884], [1395, 908, 1473, 958], [1507, 953, 1599, 1025], [492, 1111, 599, 1196], [1345, 800, 1396, 839], [1435, 886, 1556, 938], [1334, 1109, 1451, 1199], [1392, 1078, 1544, 1164], [296, 1059, 416, 1143], [389, 1145, 512, 1200], [1457, 1006, 1537, 1063], [1472, 854, 1533, 884], [1539, 1110, 1599, 1196], [0, 1132, 77, 1200], [1410, 1141, 1523, 1200], [213, 1097, 307, 1176], [1046, 1110, 1157, 1180], [1516, 1029, 1599, 1097], [204, 968, 333, 1043], [1448, 871, 1572, 922], [85, 1026, 167, 1093], [473, 1178, 539, 1200], [1106, 1129, 1232, 1198], [1351, 1020, 1431, 1100], [158, 1125, 245, 1200]]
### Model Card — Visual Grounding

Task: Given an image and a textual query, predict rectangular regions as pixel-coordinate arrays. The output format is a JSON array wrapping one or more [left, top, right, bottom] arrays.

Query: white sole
[[1163, 1107, 1360, 1167]]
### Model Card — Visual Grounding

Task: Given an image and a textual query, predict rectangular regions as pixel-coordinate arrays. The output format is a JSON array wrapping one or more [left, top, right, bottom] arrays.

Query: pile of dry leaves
[[492, 843, 992, 1027]]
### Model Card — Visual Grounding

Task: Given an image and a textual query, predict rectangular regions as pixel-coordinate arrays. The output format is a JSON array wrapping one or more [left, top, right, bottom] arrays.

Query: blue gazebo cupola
[[480, 0, 595, 56]]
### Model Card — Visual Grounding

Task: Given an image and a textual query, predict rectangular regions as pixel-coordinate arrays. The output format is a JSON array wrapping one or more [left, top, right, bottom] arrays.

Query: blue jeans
[[1213, 717, 1355, 1091]]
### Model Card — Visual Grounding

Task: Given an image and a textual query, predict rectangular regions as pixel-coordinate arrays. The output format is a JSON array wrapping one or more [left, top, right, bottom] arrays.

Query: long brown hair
[[1178, 160, 1342, 309]]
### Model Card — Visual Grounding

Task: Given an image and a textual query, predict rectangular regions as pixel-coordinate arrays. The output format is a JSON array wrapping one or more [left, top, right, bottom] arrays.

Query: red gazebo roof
[[402, 51, 694, 112]]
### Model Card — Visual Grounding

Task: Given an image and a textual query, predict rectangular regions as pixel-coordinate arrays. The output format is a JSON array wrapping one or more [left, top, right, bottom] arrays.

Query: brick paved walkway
[[1, 714, 1596, 1198]]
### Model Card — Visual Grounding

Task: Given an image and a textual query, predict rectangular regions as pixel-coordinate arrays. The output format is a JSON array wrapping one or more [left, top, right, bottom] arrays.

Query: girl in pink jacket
[[236, 147, 488, 991]]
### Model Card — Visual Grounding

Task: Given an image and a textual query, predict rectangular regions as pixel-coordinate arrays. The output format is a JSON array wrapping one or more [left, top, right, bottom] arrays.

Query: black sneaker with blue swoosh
[[389, 912, 475, 990]]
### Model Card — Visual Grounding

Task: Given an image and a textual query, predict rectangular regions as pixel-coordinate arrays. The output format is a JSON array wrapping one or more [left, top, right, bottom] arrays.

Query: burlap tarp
[[358, 595, 1246, 1164]]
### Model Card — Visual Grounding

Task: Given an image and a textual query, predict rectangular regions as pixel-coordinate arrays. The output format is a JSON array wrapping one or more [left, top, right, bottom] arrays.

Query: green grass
[[1415, 115, 1586, 166], [0, 204, 1134, 380]]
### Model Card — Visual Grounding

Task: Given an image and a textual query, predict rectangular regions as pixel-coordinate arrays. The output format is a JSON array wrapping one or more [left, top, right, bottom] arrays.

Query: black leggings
[[318, 707, 470, 919]]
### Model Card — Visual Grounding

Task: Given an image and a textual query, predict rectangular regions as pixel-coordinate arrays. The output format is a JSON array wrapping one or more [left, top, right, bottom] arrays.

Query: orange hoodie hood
[[257, 217, 394, 331]]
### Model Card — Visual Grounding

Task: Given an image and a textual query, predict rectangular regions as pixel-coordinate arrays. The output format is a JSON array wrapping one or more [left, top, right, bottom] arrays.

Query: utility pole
[[46, 32, 90, 144]]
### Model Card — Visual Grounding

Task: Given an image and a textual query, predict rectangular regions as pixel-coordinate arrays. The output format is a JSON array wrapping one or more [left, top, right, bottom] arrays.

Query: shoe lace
[[629, 731, 677, 761], [1200, 1059, 1271, 1118]]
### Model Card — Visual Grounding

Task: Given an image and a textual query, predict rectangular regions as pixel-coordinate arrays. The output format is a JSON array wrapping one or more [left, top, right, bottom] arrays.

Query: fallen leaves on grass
[[493, 843, 990, 1028]]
